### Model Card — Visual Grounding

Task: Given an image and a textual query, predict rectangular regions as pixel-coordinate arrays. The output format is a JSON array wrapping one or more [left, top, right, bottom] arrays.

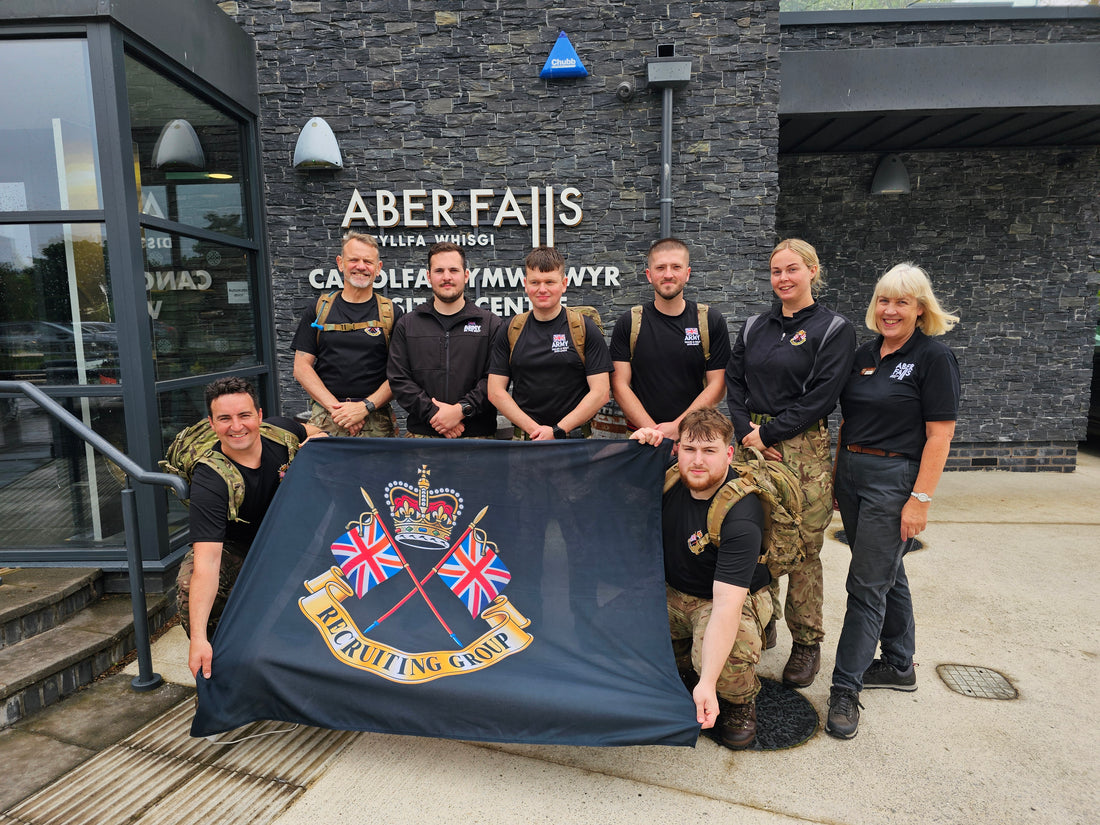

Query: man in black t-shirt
[[611, 238, 730, 438], [632, 408, 772, 750], [178, 377, 323, 681], [488, 246, 611, 439], [292, 231, 404, 436], [387, 242, 504, 438]]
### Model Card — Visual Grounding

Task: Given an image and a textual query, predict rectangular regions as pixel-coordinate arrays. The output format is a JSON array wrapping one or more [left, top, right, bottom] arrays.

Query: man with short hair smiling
[[178, 377, 323, 681], [611, 238, 730, 439], [632, 407, 772, 750], [292, 231, 404, 436], [387, 241, 504, 438], [487, 245, 611, 440]]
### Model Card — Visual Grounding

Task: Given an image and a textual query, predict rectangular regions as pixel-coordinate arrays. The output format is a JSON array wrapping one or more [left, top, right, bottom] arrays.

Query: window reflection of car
[[0, 320, 118, 382]]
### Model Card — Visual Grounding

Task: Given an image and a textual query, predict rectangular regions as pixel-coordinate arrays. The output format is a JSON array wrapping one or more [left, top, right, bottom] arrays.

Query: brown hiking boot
[[782, 642, 820, 688], [716, 701, 756, 750]]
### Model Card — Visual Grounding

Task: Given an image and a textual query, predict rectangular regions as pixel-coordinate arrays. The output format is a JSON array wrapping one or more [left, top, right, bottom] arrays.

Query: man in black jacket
[[387, 242, 504, 437]]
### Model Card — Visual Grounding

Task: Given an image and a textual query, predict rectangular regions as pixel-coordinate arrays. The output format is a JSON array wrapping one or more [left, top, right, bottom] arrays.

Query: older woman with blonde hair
[[825, 262, 960, 740]]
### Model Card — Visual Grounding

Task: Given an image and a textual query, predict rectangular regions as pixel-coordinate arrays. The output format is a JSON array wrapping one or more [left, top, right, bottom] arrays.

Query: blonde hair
[[771, 238, 825, 297], [865, 263, 959, 336]]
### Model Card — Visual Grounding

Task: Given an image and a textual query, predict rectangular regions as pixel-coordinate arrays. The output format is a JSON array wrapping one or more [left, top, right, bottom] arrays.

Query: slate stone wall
[[224, 0, 782, 417], [777, 148, 1100, 471]]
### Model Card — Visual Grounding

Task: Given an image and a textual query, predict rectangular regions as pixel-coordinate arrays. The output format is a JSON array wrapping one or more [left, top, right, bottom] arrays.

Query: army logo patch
[[790, 329, 808, 346], [299, 464, 532, 684], [551, 333, 569, 353]]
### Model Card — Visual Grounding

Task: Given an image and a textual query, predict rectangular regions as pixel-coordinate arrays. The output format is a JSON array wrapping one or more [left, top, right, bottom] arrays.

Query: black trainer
[[825, 686, 862, 740], [862, 657, 917, 691]]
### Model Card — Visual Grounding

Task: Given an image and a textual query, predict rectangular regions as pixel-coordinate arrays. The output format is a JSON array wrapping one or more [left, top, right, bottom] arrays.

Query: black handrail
[[0, 380, 188, 692]]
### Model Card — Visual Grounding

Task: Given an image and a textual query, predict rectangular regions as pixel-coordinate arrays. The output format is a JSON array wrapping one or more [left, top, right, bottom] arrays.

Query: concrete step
[[0, 590, 176, 729], [0, 568, 104, 650]]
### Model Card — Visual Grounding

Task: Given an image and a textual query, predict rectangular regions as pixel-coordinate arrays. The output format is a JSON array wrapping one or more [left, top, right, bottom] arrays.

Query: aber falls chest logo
[[299, 465, 532, 683]]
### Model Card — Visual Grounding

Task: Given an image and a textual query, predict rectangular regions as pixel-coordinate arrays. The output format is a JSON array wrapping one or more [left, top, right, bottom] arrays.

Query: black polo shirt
[[839, 328, 961, 461]]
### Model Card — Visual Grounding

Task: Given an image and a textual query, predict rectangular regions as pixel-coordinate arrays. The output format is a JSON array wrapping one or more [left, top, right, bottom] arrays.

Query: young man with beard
[[631, 407, 772, 750], [387, 242, 504, 438], [611, 238, 730, 439], [292, 231, 404, 436]]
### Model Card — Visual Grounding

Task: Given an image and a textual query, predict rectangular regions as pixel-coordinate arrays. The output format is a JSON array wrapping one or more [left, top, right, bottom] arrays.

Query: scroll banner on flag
[[190, 437, 697, 747]]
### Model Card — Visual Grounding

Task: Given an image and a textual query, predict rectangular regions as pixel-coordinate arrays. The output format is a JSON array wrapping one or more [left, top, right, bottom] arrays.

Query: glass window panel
[[0, 38, 102, 213], [0, 392, 126, 547], [143, 229, 259, 381], [125, 55, 248, 238], [0, 223, 118, 387]]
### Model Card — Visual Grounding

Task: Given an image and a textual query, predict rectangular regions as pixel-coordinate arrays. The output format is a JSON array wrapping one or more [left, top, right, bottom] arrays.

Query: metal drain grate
[[937, 664, 1018, 699]]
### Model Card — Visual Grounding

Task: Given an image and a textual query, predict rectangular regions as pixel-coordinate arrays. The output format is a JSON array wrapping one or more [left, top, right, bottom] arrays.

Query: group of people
[[178, 231, 960, 751]]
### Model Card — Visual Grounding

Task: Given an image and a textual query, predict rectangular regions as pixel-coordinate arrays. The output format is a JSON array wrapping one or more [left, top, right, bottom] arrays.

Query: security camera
[[616, 81, 634, 102]]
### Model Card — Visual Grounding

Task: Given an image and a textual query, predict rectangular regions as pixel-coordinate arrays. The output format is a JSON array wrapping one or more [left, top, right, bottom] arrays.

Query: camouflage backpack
[[159, 419, 301, 523], [663, 446, 805, 577], [506, 305, 603, 366]]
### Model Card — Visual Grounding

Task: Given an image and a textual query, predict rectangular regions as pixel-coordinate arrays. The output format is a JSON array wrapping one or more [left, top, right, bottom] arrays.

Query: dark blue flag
[[190, 438, 698, 747]]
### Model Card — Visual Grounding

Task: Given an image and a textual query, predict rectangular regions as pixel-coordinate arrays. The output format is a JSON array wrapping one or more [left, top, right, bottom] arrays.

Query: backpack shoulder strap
[[663, 463, 680, 493], [705, 476, 754, 550], [193, 450, 248, 523], [375, 294, 395, 345], [565, 307, 588, 366], [697, 303, 711, 362], [507, 312, 531, 362], [313, 290, 341, 346], [628, 304, 644, 359], [259, 422, 302, 463]]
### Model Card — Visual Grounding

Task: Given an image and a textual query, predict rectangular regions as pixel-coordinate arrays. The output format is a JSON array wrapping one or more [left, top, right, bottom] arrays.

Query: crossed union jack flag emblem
[[329, 497, 510, 646]]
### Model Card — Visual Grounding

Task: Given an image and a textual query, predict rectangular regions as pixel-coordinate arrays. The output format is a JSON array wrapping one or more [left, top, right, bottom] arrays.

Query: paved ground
[[2, 450, 1098, 825]]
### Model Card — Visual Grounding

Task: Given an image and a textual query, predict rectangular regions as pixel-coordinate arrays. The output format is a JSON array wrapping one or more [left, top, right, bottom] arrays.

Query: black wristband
[[552, 426, 567, 440], [364, 399, 376, 414]]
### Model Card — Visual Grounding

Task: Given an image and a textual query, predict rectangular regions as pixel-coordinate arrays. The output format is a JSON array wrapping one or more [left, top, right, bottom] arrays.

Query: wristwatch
[[363, 399, 376, 414], [460, 402, 474, 418], [552, 426, 567, 440], [910, 491, 932, 503]]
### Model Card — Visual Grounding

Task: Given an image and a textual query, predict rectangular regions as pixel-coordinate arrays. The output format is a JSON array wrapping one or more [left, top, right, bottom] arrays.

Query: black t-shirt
[[488, 309, 613, 427], [839, 328, 961, 461], [188, 417, 306, 554], [662, 469, 771, 598], [291, 293, 404, 399], [726, 301, 856, 446], [609, 300, 731, 424]]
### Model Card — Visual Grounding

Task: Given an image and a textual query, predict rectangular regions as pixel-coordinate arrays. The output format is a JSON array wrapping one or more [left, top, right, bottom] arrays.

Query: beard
[[680, 465, 727, 494], [433, 287, 464, 304]]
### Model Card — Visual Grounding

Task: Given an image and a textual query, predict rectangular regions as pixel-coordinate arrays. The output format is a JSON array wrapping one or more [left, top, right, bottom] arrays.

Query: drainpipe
[[646, 46, 692, 238]]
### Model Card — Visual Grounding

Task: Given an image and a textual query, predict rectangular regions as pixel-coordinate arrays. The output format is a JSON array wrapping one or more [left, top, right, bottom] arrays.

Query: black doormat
[[694, 677, 819, 751]]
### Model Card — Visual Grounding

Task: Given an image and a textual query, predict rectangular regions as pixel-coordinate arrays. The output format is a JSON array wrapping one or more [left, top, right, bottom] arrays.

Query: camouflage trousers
[[309, 401, 396, 438], [742, 419, 833, 647], [176, 544, 246, 640], [667, 584, 773, 704]]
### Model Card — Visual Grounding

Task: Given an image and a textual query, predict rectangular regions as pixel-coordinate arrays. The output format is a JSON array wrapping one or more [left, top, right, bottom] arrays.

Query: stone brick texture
[[226, 0, 781, 413], [777, 18, 1100, 471], [222, 4, 1097, 469]]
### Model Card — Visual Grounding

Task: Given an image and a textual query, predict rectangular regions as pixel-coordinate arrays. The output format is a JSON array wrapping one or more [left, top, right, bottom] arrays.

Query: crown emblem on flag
[[385, 465, 462, 549]]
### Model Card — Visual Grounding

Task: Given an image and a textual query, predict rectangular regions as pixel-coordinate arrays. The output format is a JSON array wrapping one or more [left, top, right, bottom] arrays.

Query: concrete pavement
[[4, 450, 1098, 825]]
